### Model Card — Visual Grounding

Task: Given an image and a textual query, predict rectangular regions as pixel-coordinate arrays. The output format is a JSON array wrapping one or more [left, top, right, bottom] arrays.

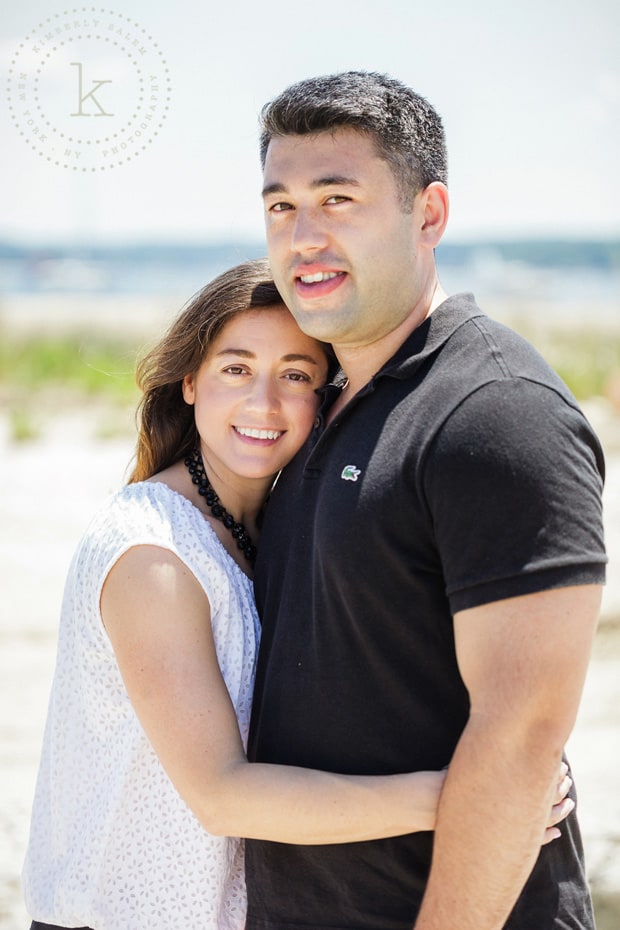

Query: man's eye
[[325, 195, 350, 204], [270, 202, 293, 213]]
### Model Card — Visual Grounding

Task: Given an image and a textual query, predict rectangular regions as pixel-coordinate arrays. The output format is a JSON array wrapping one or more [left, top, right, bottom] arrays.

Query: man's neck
[[327, 283, 448, 422]]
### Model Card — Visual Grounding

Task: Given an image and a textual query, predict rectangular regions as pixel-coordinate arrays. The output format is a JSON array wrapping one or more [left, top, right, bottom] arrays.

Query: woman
[[22, 259, 572, 930]]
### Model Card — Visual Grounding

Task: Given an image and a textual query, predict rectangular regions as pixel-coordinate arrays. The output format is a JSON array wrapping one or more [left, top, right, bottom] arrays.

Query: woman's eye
[[223, 365, 247, 376], [285, 371, 311, 383]]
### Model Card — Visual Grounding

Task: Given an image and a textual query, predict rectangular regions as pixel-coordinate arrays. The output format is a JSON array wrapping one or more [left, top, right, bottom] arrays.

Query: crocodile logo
[[341, 465, 361, 482]]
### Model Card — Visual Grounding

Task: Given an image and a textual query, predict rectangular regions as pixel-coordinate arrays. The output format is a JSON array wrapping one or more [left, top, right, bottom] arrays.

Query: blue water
[[0, 240, 618, 322]]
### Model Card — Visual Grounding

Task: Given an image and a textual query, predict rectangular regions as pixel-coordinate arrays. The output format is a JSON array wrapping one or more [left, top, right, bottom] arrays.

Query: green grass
[[0, 332, 144, 441], [0, 332, 141, 404], [0, 326, 618, 424], [509, 324, 620, 401], [552, 335, 620, 400], [8, 407, 40, 442]]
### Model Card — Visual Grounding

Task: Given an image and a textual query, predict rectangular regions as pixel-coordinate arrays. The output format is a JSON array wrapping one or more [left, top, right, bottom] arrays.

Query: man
[[247, 71, 606, 930]]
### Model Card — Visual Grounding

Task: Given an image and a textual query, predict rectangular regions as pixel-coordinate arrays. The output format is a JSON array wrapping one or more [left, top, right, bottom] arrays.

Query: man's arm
[[413, 583, 601, 930]]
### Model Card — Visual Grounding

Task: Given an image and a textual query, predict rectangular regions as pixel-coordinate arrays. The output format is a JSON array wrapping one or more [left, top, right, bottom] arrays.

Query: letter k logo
[[70, 62, 113, 116]]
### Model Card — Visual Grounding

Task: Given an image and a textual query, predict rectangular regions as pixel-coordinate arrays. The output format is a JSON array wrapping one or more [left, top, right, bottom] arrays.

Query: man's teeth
[[299, 271, 340, 284], [235, 427, 282, 440]]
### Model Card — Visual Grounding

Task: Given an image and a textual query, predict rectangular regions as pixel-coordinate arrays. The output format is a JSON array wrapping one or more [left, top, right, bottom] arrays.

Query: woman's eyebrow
[[215, 348, 256, 358], [281, 353, 321, 365], [215, 349, 320, 366]]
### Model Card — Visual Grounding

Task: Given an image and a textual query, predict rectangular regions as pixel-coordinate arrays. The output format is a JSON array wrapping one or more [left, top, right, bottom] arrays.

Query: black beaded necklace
[[185, 448, 257, 568]]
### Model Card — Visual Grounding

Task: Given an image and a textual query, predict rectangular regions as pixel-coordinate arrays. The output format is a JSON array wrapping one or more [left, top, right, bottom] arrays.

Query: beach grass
[[0, 332, 143, 441], [2, 326, 619, 400], [1, 324, 619, 441], [518, 326, 620, 402], [0, 332, 141, 402]]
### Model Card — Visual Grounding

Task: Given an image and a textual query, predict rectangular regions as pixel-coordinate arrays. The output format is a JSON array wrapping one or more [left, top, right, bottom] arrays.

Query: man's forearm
[[413, 715, 563, 930]]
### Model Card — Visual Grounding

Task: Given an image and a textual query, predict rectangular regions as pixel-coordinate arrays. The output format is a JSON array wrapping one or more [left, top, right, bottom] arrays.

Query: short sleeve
[[424, 377, 607, 613]]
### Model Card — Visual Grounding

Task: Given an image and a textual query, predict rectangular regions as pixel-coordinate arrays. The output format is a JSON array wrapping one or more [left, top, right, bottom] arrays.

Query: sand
[[1, 399, 619, 929]]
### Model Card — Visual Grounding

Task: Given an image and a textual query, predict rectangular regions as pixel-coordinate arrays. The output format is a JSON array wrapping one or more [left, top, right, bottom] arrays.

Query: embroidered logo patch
[[341, 465, 361, 482]]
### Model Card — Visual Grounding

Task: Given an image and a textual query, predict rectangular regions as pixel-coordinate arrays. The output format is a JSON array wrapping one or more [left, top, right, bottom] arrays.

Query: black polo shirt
[[247, 293, 606, 930]]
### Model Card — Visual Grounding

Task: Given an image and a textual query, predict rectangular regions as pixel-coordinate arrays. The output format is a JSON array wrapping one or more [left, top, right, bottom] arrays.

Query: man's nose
[[290, 207, 329, 253]]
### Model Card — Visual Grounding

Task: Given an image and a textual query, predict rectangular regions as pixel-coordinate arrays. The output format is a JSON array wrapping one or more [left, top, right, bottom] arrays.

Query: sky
[[1, 0, 619, 247]]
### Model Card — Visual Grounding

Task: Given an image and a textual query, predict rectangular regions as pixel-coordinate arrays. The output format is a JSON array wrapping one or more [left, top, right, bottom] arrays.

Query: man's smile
[[297, 271, 344, 284]]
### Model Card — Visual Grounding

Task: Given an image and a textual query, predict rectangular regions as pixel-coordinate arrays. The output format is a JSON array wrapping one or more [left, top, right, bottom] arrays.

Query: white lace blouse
[[22, 481, 260, 930]]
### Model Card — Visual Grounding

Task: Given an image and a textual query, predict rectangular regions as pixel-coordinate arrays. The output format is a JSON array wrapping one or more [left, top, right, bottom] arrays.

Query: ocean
[[0, 239, 618, 327]]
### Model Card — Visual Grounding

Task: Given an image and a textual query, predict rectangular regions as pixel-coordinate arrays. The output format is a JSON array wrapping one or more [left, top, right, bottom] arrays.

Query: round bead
[[184, 449, 256, 566]]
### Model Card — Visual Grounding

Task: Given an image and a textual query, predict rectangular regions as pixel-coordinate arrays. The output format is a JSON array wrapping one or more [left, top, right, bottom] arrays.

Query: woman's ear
[[419, 181, 449, 249], [181, 374, 195, 405]]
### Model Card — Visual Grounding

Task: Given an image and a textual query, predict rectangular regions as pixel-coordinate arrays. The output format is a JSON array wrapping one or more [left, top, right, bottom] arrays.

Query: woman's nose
[[245, 376, 280, 412]]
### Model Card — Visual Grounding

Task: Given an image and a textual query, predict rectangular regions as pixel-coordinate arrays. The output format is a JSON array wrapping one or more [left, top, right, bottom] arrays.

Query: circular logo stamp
[[6, 7, 172, 171]]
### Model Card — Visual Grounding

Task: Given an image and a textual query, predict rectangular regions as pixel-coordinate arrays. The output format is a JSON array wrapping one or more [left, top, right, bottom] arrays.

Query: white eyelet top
[[22, 481, 260, 930]]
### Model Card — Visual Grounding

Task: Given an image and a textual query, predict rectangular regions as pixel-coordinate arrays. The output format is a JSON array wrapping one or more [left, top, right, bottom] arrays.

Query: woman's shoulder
[[93, 481, 249, 582], [77, 480, 199, 560]]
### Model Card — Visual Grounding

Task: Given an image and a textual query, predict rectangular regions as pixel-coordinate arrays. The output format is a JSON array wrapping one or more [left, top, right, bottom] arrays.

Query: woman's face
[[182, 304, 329, 486]]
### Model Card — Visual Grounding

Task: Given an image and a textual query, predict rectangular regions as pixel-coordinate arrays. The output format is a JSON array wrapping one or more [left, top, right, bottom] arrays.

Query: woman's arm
[[101, 545, 570, 845]]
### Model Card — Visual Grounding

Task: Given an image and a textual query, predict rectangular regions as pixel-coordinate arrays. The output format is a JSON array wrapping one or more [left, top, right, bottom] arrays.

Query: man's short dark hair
[[259, 71, 448, 209]]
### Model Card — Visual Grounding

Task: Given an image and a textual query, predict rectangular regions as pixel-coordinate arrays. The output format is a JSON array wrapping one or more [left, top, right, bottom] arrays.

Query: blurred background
[[1, 0, 619, 927]]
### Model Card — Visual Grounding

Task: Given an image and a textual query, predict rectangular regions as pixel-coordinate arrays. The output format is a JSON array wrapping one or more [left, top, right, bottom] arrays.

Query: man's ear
[[419, 181, 449, 249], [182, 374, 195, 405]]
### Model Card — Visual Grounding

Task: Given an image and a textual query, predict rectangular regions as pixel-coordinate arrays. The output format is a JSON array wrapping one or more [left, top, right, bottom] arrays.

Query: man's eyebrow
[[262, 182, 287, 198], [312, 175, 360, 189], [262, 176, 361, 198]]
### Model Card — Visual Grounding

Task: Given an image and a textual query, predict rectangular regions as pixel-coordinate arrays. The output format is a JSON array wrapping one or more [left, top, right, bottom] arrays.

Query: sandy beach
[[1, 344, 619, 928]]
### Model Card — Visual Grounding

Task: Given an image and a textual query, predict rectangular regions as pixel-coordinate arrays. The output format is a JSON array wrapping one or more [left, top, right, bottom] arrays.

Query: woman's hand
[[542, 761, 574, 844], [421, 761, 575, 843]]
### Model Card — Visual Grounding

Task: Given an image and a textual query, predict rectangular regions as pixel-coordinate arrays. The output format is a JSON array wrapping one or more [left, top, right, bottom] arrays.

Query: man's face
[[262, 127, 426, 351]]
